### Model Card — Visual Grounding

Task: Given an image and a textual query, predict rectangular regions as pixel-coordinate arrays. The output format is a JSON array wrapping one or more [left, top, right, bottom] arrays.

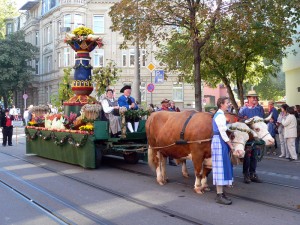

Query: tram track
[[0, 179, 70, 225], [104, 160, 300, 214], [1, 151, 299, 221], [0, 151, 211, 225]]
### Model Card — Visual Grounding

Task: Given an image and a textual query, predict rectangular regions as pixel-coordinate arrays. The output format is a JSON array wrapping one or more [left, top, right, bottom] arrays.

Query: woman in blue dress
[[211, 97, 234, 205]]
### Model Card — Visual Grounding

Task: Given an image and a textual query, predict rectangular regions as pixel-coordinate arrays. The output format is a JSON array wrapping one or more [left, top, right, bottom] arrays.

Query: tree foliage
[[0, 0, 17, 38], [110, 0, 223, 111], [51, 68, 74, 109], [92, 60, 120, 97], [155, 0, 300, 111], [0, 31, 38, 108]]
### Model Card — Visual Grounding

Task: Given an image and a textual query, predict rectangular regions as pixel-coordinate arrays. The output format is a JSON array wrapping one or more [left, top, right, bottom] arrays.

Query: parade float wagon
[[25, 119, 148, 169], [25, 27, 148, 169]]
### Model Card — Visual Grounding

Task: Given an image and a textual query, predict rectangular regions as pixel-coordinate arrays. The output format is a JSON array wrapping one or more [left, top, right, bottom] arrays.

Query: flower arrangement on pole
[[64, 26, 103, 52]]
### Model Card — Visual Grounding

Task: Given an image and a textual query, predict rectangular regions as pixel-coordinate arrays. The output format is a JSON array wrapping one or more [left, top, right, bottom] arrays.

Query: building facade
[[282, 25, 300, 106], [6, 0, 227, 111]]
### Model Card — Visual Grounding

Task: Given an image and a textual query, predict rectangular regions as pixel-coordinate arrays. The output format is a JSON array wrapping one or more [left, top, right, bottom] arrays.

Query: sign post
[[12, 120, 23, 145], [147, 63, 156, 104], [23, 93, 28, 109]]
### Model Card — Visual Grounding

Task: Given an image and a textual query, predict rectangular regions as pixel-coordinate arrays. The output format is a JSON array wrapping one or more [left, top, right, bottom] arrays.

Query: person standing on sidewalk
[[277, 104, 289, 159], [1, 109, 15, 147], [238, 90, 264, 184], [281, 107, 298, 161]]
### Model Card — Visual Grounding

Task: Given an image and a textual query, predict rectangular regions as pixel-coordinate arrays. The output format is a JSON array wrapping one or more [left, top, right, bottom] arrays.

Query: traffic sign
[[147, 62, 156, 72], [147, 83, 155, 92], [23, 94, 28, 99], [154, 70, 164, 84]]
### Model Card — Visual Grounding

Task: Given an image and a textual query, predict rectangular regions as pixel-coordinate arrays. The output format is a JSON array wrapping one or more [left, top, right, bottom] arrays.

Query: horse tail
[[147, 145, 156, 171]]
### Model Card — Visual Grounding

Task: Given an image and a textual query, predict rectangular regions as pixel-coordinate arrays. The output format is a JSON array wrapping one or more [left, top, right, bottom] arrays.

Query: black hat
[[120, 85, 131, 93]]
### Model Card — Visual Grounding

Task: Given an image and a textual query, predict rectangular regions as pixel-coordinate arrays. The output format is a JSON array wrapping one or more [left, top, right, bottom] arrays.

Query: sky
[[17, 0, 29, 10]]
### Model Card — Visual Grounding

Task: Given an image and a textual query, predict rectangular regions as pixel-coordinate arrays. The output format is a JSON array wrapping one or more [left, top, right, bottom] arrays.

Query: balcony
[[59, 0, 87, 4]]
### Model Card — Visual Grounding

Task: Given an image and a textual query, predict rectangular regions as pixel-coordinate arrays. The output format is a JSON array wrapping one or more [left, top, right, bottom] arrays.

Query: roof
[[20, 1, 39, 10]]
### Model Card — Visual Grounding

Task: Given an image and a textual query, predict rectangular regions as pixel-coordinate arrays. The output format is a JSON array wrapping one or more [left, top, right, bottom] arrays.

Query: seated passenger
[[102, 89, 121, 137], [118, 85, 139, 132]]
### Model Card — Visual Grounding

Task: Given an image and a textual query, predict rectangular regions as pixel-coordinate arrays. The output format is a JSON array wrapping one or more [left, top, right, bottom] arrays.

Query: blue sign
[[147, 83, 155, 92], [154, 70, 164, 84]]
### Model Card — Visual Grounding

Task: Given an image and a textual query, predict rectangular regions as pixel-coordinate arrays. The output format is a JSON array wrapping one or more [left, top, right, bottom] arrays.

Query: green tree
[[110, 0, 223, 111], [0, 31, 38, 108], [51, 68, 73, 110], [0, 0, 17, 38], [92, 60, 120, 97], [155, 1, 300, 111]]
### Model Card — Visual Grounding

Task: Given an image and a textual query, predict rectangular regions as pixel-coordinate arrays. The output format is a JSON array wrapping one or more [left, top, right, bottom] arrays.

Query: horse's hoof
[[194, 187, 204, 194], [157, 180, 167, 185], [204, 187, 211, 192], [182, 173, 189, 178]]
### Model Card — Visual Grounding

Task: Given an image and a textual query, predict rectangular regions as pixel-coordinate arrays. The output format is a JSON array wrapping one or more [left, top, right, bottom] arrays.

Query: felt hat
[[120, 85, 131, 93], [161, 99, 169, 104], [245, 90, 259, 97]]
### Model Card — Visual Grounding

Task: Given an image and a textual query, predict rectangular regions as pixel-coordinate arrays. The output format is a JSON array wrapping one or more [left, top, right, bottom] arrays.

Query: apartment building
[[6, 0, 227, 110]]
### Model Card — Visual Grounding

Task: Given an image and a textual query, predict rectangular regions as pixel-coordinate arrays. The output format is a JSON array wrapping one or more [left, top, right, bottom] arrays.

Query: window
[[35, 59, 39, 75], [74, 14, 83, 28], [47, 56, 52, 72], [45, 26, 51, 44], [64, 48, 70, 66], [35, 31, 39, 45], [94, 49, 104, 67], [140, 82, 146, 102], [57, 52, 61, 68], [122, 50, 127, 67], [129, 49, 135, 67], [173, 82, 183, 101], [7, 23, 12, 35], [140, 49, 146, 67], [64, 14, 71, 29], [93, 15, 104, 33], [57, 21, 61, 34]]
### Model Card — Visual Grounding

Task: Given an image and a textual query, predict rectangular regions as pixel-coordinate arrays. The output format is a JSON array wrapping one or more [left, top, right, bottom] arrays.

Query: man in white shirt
[[102, 89, 121, 137]]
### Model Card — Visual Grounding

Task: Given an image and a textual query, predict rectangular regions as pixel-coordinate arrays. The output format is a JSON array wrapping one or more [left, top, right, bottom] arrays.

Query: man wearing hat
[[238, 90, 264, 184], [118, 85, 139, 132], [158, 99, 171, 111], [1, 109, 15, 146]]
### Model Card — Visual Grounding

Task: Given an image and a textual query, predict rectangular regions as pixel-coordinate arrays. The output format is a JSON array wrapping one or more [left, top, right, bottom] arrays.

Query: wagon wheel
[[95, 144, 104, 168], [123, 152, 139, 164]]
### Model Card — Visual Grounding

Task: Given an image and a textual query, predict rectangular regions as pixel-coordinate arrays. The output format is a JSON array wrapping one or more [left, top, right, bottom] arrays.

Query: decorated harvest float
[[25, 27, 151, 169]]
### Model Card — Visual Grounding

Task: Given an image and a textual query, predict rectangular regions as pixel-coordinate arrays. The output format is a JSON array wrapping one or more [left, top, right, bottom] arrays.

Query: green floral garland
[[124, 108, 150, 120], [25, 128, 88, 148]]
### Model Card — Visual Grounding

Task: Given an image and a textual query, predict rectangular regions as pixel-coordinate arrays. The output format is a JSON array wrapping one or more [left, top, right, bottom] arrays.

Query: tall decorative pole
[[63, 27, 103, 115]]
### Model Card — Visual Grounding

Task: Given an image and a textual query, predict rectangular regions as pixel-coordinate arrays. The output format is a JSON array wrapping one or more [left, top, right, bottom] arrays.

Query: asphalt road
[[0, 128, 299, 225]]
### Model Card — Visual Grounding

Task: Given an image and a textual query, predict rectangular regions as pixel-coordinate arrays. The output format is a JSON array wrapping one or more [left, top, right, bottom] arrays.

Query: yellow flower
[[79, 124, 94, 131], [72, 26, 94, 36]]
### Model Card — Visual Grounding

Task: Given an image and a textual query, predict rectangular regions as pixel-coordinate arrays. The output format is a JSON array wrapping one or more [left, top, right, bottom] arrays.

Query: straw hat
[[245, 90, 259, 97]]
